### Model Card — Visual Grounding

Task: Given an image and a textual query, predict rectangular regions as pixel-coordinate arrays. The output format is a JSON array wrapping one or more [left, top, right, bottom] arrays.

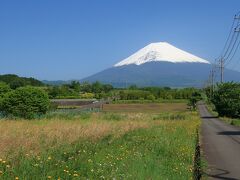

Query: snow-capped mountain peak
[[114, 42, 210, 67]]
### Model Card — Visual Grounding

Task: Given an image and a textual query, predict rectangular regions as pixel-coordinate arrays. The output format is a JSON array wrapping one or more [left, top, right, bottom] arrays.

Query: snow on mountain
[[114, 42, 210, 67]]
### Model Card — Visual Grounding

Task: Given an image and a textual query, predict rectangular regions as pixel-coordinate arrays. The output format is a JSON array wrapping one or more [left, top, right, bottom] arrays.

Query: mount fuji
[[82, 42, 240, 87]]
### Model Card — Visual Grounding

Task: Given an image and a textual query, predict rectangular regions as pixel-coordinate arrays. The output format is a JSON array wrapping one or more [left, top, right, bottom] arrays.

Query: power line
[[207, 11, 240, 88], [224, 25, 240, 67], [224, 32, 240, 65], [220, 18, 237, 57], [225, 37, 240, 67], [215, 12, 240, 83], [221, 16, 240, 59]]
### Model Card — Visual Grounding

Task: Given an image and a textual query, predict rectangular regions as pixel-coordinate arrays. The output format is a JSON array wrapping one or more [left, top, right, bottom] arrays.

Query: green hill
[[0, 74, 44, 89]]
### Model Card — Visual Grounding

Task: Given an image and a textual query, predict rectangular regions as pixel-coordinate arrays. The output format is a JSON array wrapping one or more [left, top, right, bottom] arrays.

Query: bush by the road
[[0, 86, 50, 119], [211, 82, 240, 118]]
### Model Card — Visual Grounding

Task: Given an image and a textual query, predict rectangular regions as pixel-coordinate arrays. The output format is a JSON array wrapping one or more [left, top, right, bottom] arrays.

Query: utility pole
[[209, 69, 215, 98], [211, 69, 214, 92], [220, 57, 224, 83], [218, 14, 240, 84]]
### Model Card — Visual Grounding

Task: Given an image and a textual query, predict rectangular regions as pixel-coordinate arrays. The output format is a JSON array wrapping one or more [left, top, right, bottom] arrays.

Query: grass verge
[[205, 102, 240, 127]]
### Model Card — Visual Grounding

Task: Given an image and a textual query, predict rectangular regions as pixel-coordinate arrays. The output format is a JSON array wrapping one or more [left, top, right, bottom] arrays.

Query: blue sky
[[0, 0, 240, 80]]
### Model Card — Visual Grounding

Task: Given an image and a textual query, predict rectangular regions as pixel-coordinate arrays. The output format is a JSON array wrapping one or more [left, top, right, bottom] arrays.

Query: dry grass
[[0, 113, 150, 158], [103, 103, 188, 113], [0, 109, 201, 179], [0, 108, 189, 157]]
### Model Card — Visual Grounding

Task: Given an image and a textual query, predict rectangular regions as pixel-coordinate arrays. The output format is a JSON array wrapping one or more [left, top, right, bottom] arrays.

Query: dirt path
[[198, 102, 240, 179]]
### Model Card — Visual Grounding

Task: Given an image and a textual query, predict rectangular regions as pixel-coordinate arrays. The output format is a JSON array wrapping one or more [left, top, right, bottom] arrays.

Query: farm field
[[103, 103, 188, 113], [112, 99, 188, 104], [0, 103, 200, 179]]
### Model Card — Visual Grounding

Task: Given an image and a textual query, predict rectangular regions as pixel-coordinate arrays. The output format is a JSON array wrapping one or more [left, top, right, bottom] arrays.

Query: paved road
[[198, 102, 240, 180]]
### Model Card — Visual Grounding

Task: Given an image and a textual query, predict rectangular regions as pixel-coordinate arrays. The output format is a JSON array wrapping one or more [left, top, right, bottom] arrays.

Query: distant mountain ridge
[[42, 80, 70, 85], [82, 62, 240, 87]]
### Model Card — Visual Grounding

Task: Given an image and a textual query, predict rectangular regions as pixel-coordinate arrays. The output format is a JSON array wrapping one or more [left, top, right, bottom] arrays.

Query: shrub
[[211, 82, 240, 118], [0, 86, 50, 119], [0, 82, 11, 97], [147, 94, 156, 101], [80, 92, 95, 99]]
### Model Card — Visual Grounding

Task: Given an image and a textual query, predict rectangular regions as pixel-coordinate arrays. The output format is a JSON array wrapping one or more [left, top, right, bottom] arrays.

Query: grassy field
[[0, 104, 200, 179], [103, 103, 188, 113], [112, 99, 188, 104]]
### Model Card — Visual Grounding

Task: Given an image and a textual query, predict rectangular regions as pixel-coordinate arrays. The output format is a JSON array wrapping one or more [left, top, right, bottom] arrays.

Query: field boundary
[[193, 129, 202, 180]]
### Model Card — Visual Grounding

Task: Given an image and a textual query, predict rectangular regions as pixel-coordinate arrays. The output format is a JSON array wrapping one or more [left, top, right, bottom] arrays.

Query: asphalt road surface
[[198, 102, 240, 180]]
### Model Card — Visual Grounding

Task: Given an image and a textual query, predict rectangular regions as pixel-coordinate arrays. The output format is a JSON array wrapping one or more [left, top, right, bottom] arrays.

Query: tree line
[[47, 81, 114, 99], [0, 74, 201, 119], [0, 74, 199, 101], [117, 86, 197, 101]]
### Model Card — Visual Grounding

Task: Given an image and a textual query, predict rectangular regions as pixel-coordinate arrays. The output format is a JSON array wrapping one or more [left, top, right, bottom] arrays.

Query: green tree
[[48, 86, 61, 98], [70, 81, 81, 92], [0, 82, 11, 97], [147, 94, 156, 101], [211, 82, 240, 118], [9, 79, 26, 89], [103, 84, 113, 93], [92, 81, 103, 93], [0, 86, 50, 119], [188, 91, 202, 110], [128, 85, 138, 90], [80, 82, 92, 93]]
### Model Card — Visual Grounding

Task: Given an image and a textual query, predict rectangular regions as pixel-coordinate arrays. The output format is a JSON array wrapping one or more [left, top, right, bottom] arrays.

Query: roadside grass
[[220, 117, 240, 127], [0, 107, 200, 179], [103, 103, 188, 113], [205, 102, 218, 117], [205, 102, 240, 127]]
